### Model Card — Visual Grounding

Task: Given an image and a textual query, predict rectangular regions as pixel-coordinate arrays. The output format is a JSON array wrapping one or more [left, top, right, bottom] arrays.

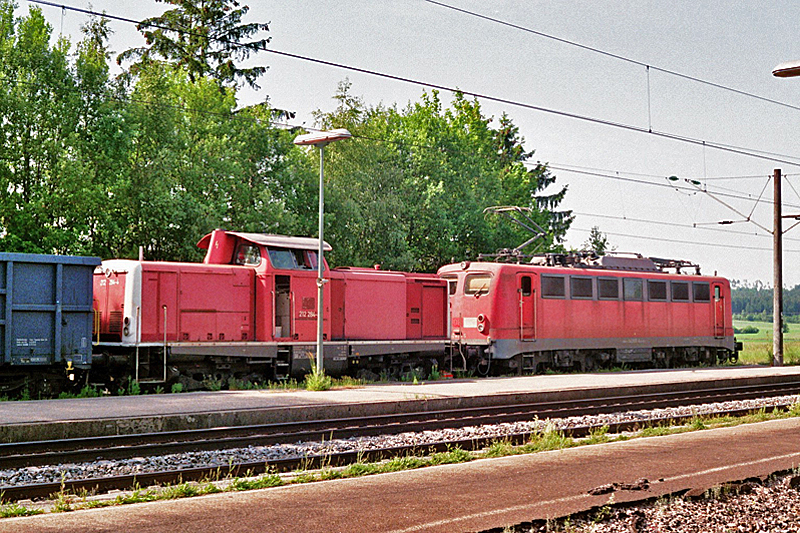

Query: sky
[[16, 0, 800, 286]]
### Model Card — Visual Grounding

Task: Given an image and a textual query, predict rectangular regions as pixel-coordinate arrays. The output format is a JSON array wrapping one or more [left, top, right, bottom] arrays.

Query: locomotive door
[[518, 274, 536, 341], [274, 275, 292, 338], [713, 283, 725, 338], [274, 273, 320, 341]]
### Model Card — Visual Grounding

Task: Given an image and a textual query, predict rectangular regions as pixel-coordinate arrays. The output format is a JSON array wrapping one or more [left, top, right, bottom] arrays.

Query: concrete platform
[[1, 365, 799, 443]]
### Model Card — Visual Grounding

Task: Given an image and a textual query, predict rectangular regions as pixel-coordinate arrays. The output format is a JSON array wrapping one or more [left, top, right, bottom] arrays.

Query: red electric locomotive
[[93, 229, 449, 386], [438, 253, 739, 375]]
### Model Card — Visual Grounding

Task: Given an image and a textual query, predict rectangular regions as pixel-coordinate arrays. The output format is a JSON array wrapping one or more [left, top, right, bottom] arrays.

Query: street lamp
[[773, 60, 800, 78], [769, 62, 800, 365], [293, 128, 351, 376]]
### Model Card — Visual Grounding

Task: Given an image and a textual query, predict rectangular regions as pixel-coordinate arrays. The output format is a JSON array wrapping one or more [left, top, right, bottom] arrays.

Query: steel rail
[[0, 402, 793, 503], [1, 380, 799, 470]]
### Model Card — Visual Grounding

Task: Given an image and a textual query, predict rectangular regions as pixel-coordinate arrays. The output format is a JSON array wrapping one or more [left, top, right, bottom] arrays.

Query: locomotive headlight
[[477, 314, 488, 333], [123, 326, 130, 336]]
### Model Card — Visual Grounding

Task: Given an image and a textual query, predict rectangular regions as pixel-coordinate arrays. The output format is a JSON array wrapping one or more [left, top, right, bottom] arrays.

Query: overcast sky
[[18, 0, 800, 285]]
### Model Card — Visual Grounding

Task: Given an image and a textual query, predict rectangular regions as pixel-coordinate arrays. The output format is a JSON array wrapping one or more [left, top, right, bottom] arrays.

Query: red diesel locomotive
[[439, 253, 739, 375], [93, 229, 449, 386]]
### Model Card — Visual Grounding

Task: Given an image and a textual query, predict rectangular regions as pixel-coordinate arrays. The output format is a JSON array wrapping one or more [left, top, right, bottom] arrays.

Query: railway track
[[1, 380, 799, 502]]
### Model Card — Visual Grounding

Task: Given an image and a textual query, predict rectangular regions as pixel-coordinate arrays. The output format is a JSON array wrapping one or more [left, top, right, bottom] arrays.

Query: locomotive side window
[[235, 244, 262, 266], [623, 278, 643, 301], [464, 274, 491, 295], [671, 281, 690, 301], [693, 282, 711, 302], [541, 275, 565, 298], [520, 276, 532, 297], [647, 280, 667, 301], [598, 277, 619, 300], [570, 276, 593, 299], [267, 248, 317, 270]]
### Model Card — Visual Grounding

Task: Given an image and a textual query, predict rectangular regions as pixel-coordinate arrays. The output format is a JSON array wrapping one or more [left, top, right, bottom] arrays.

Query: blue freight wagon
[[0, 252, 101, 394]]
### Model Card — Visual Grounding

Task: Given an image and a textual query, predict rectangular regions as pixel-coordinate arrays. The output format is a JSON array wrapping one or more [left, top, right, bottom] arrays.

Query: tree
[[118, 0, 270, 89], [0, 2, 84, 253], [582, 226, 613, 255], [311, 82, 572, 271]]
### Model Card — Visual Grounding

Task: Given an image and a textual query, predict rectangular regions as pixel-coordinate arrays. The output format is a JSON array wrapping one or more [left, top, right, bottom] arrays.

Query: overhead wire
[[570, 227, 800, 253], [544, 164, 800, 210], [19, 0, 800, 256], [23, 0, 800, 170], [421, 0, 800, 113]]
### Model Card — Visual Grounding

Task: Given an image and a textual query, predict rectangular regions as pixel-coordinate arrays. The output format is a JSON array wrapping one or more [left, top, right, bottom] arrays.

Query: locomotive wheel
[[583, 354, 600, 372]]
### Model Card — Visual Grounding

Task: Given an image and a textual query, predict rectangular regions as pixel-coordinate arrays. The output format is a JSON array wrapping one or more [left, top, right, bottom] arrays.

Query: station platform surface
[[1, 365, 800, 443]]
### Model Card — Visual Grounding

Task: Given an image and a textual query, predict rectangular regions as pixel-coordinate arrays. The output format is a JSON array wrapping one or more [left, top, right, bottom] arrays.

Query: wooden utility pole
[[774, 168, 783, 366]]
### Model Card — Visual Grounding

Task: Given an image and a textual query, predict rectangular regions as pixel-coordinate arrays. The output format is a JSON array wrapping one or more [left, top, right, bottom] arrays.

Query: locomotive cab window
[[598, 277, 619, 300], [541, 275, 566, 299], [520, 276, 532, 297], [623, 278, 643, 301], [267, 247, 318, 270], [671, 281, 690, 301], [234, 244, 262, 266], [693, 282, 711, 302], [464, 274, 491, 295], [570, 276, 593, 299], [647, 280, 668, 301], [441, 275, 458, 296]]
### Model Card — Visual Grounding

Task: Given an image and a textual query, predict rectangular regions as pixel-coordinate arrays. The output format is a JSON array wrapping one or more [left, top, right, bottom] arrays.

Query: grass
[[304, 369, 333, 391], [733, 319, 800, 365], [0, 502, 45, 517]]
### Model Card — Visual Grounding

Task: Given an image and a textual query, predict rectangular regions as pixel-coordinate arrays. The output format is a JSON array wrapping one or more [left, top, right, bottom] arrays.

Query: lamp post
[[769, 62, 800, 365], [293, 128, 351, 376], [773, 61, 800, 78]]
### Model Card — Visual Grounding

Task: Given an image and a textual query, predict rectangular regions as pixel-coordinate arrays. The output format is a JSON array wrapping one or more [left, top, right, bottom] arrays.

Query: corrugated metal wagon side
[[0, 252, 100, 394]]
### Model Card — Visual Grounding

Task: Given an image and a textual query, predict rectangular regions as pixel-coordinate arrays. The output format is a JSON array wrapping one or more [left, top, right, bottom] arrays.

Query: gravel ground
[[499, 474, 800, 532], [0, 394, 797, 488]]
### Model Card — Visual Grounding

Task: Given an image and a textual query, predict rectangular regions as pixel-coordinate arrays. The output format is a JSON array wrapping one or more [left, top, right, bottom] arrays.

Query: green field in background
[[733, 319, 800, 365]]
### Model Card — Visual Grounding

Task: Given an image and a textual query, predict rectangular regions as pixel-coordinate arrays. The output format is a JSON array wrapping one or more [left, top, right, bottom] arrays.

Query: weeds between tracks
[[3, 400, 800, 518]]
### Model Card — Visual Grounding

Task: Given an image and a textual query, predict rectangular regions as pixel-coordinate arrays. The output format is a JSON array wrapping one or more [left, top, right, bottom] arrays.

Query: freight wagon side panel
[[1, 253, 99, 366]]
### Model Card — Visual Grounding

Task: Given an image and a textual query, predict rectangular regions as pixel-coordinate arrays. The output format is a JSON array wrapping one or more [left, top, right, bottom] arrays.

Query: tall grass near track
[[734, 320, 800, 365]]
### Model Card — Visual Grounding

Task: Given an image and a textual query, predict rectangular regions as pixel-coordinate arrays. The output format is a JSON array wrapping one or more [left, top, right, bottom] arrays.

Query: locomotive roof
[[197, 231, 332, 252], [439, 260, 719, 279]]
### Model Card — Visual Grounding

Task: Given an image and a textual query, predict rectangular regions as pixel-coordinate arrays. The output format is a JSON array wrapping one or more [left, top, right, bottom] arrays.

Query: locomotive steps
[[2, 366, 800, 444]]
